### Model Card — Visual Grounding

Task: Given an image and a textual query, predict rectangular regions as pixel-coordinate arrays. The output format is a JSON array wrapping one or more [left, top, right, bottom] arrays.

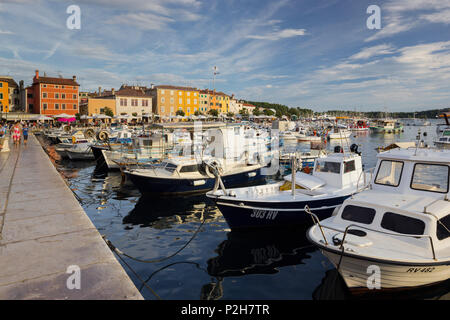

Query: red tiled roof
[[155, 85, 198, 91], [115, 88, 152, 97], [0, 77, 18, 87], [34, 76, 79, 86]]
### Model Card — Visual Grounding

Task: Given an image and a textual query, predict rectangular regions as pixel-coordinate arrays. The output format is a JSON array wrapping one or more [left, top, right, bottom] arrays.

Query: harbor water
[[57, 124, 450, 300]]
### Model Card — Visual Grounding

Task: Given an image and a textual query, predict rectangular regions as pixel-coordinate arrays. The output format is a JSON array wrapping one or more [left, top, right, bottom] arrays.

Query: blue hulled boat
[[207, 151, 371, 230], [125, 157, 267, 195]]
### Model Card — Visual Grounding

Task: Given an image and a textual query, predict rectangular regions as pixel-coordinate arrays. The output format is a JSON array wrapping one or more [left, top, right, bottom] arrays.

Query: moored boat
[[307, 146, 450, 291], [207, 146, 370, 230]]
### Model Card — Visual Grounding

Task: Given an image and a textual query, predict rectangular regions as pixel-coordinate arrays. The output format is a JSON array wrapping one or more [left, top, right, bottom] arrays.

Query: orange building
[[28, 70, 80, 115]]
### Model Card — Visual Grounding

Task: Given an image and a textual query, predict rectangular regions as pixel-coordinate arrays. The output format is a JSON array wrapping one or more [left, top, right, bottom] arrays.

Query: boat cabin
[[372, 148, 450, 197], [328, 193, 450, 253], [313, 153, 363, 189], [326, 148, 450, 250], [283, 152, 364, 192]]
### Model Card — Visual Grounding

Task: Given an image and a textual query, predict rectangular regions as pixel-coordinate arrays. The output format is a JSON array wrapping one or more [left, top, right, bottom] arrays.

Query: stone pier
[[0, 134, 143, 299]]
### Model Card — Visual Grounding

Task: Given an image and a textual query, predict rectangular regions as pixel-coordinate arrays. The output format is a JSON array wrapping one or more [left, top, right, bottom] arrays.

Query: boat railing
[[354, 167, 374, 194], [304, 205, 437, 261]]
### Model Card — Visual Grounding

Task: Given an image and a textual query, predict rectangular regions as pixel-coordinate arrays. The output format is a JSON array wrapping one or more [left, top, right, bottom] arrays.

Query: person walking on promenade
[[22, 123, 29, 146], [12, 122, 21, 147]]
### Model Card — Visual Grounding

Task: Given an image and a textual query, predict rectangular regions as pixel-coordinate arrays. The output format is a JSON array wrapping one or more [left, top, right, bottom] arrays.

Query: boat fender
[[192, 179, 206, 186]]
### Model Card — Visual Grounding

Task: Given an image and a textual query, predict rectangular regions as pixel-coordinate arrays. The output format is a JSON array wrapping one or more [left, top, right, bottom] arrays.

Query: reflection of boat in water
[[123, 194, 223, 229], [207, 227, 315, 278], [314, 269, 450, 300]]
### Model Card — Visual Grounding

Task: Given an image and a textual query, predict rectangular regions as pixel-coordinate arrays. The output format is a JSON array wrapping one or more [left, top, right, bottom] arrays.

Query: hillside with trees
[[243, 101, 449, 119]]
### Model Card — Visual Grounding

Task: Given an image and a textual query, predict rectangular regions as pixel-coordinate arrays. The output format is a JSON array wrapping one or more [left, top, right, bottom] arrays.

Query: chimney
[[111, 88, 115, 95], [98, 87, 102, 96], [151, 83, 154, 89], [73, 75, 76, 81], [35, 70, 39, 80]]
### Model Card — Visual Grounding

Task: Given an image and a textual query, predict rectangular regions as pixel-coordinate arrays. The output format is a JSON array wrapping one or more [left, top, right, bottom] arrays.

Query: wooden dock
[[0, 134, 143, 299]]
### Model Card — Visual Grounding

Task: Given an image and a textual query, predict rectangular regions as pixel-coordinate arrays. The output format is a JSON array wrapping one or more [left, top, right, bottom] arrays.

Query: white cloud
[[421, 10, 450, 24], [0, 29, 14, 34], [108, 13, 175, 31], [350, 44, 395, 60], [366, 0, 450, 41], [247, 28, 307, 41]]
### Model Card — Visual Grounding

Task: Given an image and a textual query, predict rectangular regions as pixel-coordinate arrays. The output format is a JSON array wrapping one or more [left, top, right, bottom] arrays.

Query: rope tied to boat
[[102, 206, 207, 264]]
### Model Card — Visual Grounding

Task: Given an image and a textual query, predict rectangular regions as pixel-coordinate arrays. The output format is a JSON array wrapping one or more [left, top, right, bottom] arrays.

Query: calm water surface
[[61, 124, 450, 300]]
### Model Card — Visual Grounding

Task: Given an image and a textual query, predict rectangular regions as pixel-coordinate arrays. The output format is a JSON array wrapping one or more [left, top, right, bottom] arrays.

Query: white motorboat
[[207, 146, 371, 229], [65, 142, 94, 160], [55, 132, 93, 159], [327, 128, 352, 140], [124, 125, 273, 195], [435, 113, 450, 149], [434, 128, 450, 149], [307, 146, 450, 291]]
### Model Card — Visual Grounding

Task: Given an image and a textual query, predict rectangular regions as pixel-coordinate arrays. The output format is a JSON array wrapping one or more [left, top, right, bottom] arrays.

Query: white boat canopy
[[283, 171, 326, 190]]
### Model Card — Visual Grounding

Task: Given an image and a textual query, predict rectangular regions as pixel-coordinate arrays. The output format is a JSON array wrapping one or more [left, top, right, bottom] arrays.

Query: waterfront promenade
[[0, 134, 143, 299]]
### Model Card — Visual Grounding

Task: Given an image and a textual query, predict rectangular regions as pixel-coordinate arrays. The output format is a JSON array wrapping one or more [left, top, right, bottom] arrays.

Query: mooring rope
[[103, 211, 206, 264]]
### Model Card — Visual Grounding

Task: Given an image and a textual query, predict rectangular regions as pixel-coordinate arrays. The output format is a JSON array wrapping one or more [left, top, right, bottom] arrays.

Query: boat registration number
[[406, 267, 435, 273], [251, 209, 278, 220]]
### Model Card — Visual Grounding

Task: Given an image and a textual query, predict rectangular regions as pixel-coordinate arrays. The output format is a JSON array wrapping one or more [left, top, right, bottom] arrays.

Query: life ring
[[84, 129, 95, 139], [205, 160, 223, 177], [97, 130, 109, 141]]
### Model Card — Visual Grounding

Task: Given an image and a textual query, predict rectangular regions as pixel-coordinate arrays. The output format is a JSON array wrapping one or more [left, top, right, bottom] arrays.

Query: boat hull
[[66, 150, 94, 160], [127, 168, 265, 195], [91, 145, 109, 163], [321, 249, 450, 291], [211, 195, 350, 230]]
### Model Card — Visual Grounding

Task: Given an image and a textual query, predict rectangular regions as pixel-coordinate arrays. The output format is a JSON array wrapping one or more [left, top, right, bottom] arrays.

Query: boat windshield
[[437, 215, 450, 241], [375, 160, 403, 187], [315, 160, 341, 174], [411, 163, 449, 193], [160, 162, 177, 173]]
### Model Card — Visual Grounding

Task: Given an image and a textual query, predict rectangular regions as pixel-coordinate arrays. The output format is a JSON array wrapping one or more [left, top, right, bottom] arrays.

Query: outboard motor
[[350, 143, 361, 155]]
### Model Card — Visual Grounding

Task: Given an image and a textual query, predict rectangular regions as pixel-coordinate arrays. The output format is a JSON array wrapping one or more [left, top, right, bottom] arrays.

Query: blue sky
[[0, 0, 449, 111]]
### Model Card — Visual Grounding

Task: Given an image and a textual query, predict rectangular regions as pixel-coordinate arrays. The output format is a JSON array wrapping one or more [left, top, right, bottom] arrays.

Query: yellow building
[[214, 92, 230, 114], [152, 85, 200, 117], [87, 97, 116, 116], [199, 89, 213, 114], [0, 79, 9, 113]]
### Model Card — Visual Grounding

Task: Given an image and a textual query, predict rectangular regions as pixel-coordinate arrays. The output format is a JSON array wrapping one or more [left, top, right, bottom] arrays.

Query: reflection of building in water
[[123, 194, 223, 230], [207, 228, 315, 278]]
